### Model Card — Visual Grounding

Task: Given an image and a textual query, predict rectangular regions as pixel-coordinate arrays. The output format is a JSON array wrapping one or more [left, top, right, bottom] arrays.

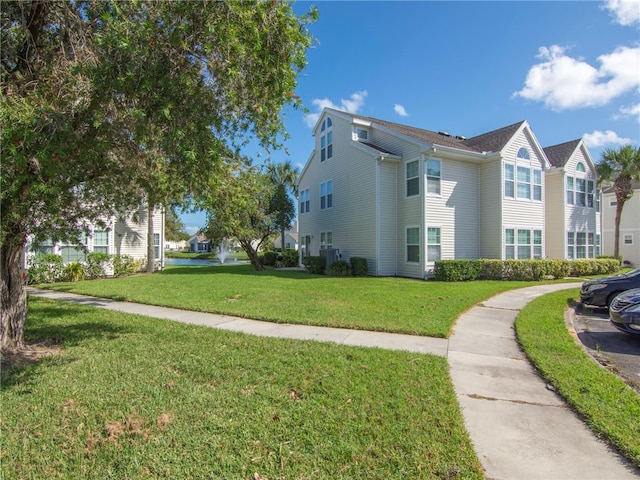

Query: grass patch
[[1, 298, 483, 479], [515, 288, 640, 468], [41, 264, 554, 337]]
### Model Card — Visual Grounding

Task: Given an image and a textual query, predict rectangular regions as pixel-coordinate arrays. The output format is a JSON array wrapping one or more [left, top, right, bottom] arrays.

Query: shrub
[[350, 257, 368, 276], [112, 254, 137, 277], [433, 260, 482, 281], [62, 262, 85, 282], [85, 252, 111, 279], [27, 254, 64, 284], [303, 256, 325, 274], [326, 260, 350, 277], [262, 251, 278, 266], [282, 249, 299, 267]]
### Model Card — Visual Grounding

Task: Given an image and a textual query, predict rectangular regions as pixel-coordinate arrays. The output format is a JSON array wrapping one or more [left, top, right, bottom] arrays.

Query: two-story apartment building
[[297, 108, 569, 279], [544, 139, 601, 260], [602, 181, 640, 266]]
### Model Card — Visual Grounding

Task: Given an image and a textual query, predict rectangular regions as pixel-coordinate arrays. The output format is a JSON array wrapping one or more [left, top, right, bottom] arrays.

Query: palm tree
[[596, 144, 640, 259], [266, 160, 299, 252]]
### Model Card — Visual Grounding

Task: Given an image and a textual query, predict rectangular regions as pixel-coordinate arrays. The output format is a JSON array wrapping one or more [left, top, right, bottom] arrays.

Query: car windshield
[[622, 267, 640, 277]]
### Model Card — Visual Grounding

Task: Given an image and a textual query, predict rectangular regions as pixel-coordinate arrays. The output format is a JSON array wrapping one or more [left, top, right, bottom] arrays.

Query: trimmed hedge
[[327, 260, 351, 277], [350, 257, 369, 276], [434, 258, 620, 282], [303, 256, 325, 274]]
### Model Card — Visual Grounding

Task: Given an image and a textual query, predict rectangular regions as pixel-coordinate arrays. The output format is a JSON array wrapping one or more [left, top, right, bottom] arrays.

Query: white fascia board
[[351, 141, 401, 161], [426, 144, 488, 163]]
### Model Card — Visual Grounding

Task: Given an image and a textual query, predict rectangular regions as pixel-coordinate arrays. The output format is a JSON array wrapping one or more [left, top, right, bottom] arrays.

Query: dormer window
[[355, 128, 368, 141], [576, 162, 586, 172], [320, 117, 333, 162], [517, 147, 530, 160]]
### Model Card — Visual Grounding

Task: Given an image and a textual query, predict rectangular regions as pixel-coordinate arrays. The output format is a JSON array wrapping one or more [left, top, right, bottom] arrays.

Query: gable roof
[[326, 108, 526, 155], [544, 139, 582, 168]]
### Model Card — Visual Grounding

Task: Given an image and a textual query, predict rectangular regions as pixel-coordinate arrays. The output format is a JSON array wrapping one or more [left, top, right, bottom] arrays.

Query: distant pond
[[164, 258, 241, 266]]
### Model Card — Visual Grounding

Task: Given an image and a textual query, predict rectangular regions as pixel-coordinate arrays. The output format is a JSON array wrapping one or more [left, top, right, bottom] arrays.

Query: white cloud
[[304, 90, 368, 127], [602, 0, 640, 27], [583, 129, 632, 148], [513, 44, 640, 110], [615, 103, 640, 121], [185, 225, 200, 235], [394, 104, 409, 117]]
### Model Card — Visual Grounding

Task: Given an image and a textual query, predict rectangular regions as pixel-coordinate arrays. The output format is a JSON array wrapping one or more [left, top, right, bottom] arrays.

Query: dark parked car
[[579, 267, 640, 309], [609, 288, 640, 336]]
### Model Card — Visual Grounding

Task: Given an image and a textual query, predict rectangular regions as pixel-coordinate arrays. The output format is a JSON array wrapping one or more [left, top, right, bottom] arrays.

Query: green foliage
[[262, 251, 279, 266], [326, 260, 351, 277], [434, 260, 482, 281], [26, 254, 64, 284], [303, 256, 325, 275], [112, 255, 137, 277], [62, 262, 85, 282], [435, 258, 620, 281], [164, 207, 190, 242], [350, 257, 368, 276], [85, 252, 111, 279], [282, 249, 299, 267]]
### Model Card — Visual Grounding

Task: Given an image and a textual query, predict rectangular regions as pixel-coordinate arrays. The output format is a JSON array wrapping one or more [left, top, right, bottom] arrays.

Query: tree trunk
[[146, 202, 155, 273], [1, 238, 28, 353], [281, 228, 286, 253], [614, 200, 625, 259], [239, 239, 265, 271]]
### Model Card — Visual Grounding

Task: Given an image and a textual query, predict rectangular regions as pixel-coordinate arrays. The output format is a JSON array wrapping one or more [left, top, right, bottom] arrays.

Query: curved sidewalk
[[27, 285, 640, 479]]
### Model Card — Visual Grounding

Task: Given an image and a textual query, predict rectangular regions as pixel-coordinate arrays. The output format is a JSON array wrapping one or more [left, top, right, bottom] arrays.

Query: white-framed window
[[34, 239, 54, 255], [624, 234, 634, 245], [566, 176, 574, 205], [320, 117, 333, 162], [567, 231, 575, 259], [427, 227, 441, 262], [588, 233, 595, 258], [355, 127, 368, 141], [320, 180, 333, 210], [533, 170, 542, 201], [517, 166, 531, 199], [154, 233, 160, 259], [60, 233, 87, 263], [596, 234, 601, 257], [517, 229, 531, 259], [320, 231, 333, 250], [406, 160, 419, 197], [299, 188, 310, 214], [517, 147, 530, 160], [575, 178, 586, 207], [426, 159, 441, 195], [93, 230, 109, 254], [533, 230, 542, 258], [505, 229, 515, 259], [504, 163, 515, 198], [576, 162, 586, 172], [587, 180, 594, 208], [406, 227, 420, 263], [576, 232, 587, 258]]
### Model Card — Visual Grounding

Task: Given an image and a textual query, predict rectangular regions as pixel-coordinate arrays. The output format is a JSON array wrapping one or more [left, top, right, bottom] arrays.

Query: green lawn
[[41, 264, 556, 337], [516, 289, 640, 468], [2, 298, 483, 479]]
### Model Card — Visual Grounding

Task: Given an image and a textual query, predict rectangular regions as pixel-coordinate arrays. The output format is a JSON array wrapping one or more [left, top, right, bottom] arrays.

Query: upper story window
[[320, 180, 333, 209], [299, 188, 310, 214], [504, 164, 515, 198], [517, 147, 530, 160], [575, 178, 586, 207], [517, 166, 531, 199], [576, 162, 586, 172], [355, 127, 369, 141], [320, 117, 333, 162], [567, 176, 574, 205], [426, 159, 441, 195], [533, 169, 542, 201], [406, 160, 419, 197]]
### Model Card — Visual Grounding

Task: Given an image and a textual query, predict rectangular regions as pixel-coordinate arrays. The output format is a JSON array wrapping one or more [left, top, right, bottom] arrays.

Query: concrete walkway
[[27, 285, 640, 479]]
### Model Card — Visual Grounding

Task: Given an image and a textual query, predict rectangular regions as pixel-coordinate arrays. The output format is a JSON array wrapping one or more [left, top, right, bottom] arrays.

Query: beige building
[[602, 182, 640, 267]]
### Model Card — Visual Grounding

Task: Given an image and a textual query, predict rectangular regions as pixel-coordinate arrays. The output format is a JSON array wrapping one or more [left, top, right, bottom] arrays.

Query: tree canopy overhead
[[0, 0, 317, 351]]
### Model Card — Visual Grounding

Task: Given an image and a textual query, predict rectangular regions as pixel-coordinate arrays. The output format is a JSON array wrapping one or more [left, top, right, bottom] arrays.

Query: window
[[517, 147, 530, 160], [154, 233, 160, 259], [406, 160, 419, 197], [567, 231, 575, 259], [596, 234, 601, 257], [320, 231, 333, 250], [406, 227, 420, 263], [517, 166, 531, 199], [299, 188, 310, 214], [320, 117, 333, 162], [533, 230, 542, 258], [587, 180, 594, 208], [505, 229, 515, 259], [426, 159, 441, 195], [504, 164, 515, 198], [320, 180, 333, 209], [60, 233, 87, 263], [517, 229, 531, 259], [566, 177, 574, 205], [588, 233, 595, 258], [533, 170, 542, 201], [427, 227, 441, 262], [356, 127, 368, 140], [93, 230, 109, 254], [624, 234, 634, 245], [34, 239, 54, 255], [576, 162, 586, 172], [575, 178, 586, 207], [576, 232, 587, 258]]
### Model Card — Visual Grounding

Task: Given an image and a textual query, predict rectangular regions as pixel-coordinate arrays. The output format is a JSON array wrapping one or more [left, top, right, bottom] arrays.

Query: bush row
[[260, 249, 299, 267], [302, 256, 369, 277], [433, 258, 621, 282], [27, 253, 143, 284]]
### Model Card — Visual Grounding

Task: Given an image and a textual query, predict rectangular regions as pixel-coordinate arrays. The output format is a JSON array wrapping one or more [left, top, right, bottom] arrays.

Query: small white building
[[602, 182, 640, 267]]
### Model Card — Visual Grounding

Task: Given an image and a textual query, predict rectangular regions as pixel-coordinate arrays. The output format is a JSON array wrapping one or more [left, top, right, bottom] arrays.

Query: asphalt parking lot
[[571, 303, 640, 394]]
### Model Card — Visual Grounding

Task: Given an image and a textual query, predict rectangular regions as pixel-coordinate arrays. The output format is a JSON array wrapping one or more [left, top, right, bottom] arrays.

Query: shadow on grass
[[160, 263, 321, 279]]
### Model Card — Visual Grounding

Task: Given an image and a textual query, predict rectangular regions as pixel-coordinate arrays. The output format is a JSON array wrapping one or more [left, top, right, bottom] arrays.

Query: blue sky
[[181, 0, 640, 234]]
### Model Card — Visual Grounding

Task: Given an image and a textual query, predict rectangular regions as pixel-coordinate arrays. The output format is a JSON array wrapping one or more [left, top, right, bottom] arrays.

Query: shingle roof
[[339, 110, 525, 155], [543, 139, 581, 168]]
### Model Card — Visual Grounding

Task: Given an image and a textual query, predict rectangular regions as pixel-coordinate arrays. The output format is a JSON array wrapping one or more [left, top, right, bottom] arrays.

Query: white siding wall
[[377, 160, 398, 275], [478, 159, 502, 258], [603, 189, 640, 266], [544, 169, 565, 259], [564, 148, 599, 253]]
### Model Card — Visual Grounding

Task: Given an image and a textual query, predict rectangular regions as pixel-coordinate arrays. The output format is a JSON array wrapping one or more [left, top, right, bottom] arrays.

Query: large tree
[[266, 160, 299, 252], [596, 144, 640, 259], [0, 0, 316, 352]]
